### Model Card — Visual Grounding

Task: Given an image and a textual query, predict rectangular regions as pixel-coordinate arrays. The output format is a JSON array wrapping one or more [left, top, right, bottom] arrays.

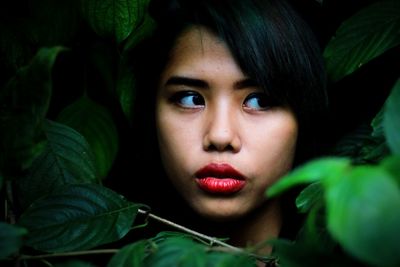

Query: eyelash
[[243, 92, 272, 111], [169, 91, 273, 111], [169, 91, 205, 109]]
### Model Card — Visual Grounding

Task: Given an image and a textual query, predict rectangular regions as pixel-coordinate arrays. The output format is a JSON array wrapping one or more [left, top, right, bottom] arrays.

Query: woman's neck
[[227, 198, 282, 255]]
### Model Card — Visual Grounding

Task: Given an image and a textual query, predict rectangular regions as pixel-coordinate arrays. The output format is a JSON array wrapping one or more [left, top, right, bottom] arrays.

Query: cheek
[[251, 116, 298, 188], [155, 109, 197, 176]]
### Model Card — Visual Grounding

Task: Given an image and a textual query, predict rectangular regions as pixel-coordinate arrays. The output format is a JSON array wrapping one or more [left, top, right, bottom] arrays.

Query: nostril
[[206, 143, 235, 152]]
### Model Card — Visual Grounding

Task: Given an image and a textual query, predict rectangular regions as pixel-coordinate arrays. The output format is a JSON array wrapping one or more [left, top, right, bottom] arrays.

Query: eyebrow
[[164, 76, 209, 89], [164, 76, 258, 90]]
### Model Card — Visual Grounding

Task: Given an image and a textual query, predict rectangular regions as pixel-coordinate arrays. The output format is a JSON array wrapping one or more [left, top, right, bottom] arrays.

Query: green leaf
[[295, 182, 324, 213], [57, 96, 119, 179], [15, 120, 98, 210], [0, 223, 27, 260], [145, 237, 208, 267], [18, 184, 144, 252], [205, 251, 256, 267], [384, 78, 400, 155], [380, 156, 400, 187], [325, 165, 400, 267], [55, 260, 97, 267], [267, 158, 351, 197], [123, 13, 156, 51], [0, 46, 65, 178], [107, 240, 150, 267], [81, 0, 151, 43], [323, 0, 400, 82]]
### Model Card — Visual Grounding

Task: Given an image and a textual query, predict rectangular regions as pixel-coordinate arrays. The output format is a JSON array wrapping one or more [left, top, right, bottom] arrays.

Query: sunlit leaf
[[384, 78, 400, 155], [325, 166, 400, 267], [0, 46, 65, 178], [15, 120, 98, 210], [81, 0, 151, 43], [57, 96, 118, 179], [107, 240, 150, 267], [18, 184, 144, 252], [323, 0, 400, 82], [0, 223, 27, 259], [295, 182, 324, 213], [267, 158, 351, 197]]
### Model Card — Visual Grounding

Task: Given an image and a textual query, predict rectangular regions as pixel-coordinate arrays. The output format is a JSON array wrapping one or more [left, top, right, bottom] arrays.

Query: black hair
[[128, 0, 328, 240], [134, 0, 328, 164]]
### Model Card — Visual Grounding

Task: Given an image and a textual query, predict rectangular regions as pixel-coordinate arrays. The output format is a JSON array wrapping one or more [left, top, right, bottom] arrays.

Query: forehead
[[169, 26, 233, 63], [161, 26, 245, 79]]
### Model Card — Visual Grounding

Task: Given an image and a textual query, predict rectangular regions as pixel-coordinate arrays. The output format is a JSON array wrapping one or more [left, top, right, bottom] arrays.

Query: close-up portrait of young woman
[[0, 0, 399, 266]]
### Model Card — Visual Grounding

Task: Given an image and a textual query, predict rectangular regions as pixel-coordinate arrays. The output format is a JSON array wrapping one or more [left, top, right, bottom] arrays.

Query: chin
[[192, 202, 250, 222]]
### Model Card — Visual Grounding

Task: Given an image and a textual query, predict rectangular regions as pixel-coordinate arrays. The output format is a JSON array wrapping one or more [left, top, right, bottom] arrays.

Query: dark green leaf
[[108, 240, 150, 267], [323, 0, 400, 82], [384, 78, 400, 155], [55, 260, 97, 267], [295, 182, 324, 213], [0, 46, 65, 178], [0, 223, 27, 259], [206, 251, 256, 267], [145, 237, 208, 267], [123, 13, 156, 51], [81, 0, 151, 43], [15, 120, 98, 210], [325, 165, 400, 267], [57, 96, 119, 179], [267, 158, 351, 197], [18, 184, 144, 252]]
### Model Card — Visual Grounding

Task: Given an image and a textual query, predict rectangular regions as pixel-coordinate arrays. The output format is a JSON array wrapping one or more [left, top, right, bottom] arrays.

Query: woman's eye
[[243, 93, 271, 110], [170, 91, 205, 108]]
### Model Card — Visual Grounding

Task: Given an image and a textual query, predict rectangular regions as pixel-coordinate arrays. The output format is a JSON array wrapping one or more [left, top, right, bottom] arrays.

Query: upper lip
[[195, 163, 246, 180]]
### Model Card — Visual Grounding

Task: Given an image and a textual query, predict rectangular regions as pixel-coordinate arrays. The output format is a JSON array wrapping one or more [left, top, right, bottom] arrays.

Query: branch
[[138, 208, 242, 252]]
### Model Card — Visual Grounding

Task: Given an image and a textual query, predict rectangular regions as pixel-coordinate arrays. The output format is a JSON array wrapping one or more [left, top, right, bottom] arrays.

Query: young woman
[[128, 0, 328, 256]]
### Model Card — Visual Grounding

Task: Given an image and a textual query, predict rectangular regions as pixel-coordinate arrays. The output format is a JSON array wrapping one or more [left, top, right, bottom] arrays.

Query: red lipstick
[[195, 163, 246, 194]]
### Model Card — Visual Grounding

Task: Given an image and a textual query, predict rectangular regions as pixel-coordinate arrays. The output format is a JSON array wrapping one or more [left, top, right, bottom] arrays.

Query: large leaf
[[0, 46, 65, 178], [145, 237, 208, 267], [325, 166, 400, 267], [81, 0, 150, 43], [107, 240, 150, 267], [267, 158, 351, 197], [15, 120, 98, 210], [384, 78, 400, 155], [323, 0, 400, 82], [0, 223, 27, 260], [57, 96, 119, 179], [18, 184, 144, 252], [146, 236, 255, 267]]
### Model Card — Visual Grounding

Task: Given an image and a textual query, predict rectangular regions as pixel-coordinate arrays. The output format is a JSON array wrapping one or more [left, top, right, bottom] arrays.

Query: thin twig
[[138, 208, 242, 252]]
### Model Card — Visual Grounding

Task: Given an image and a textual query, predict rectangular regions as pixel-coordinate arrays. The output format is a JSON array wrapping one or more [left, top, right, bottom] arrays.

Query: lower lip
[[196, 177, 245, 194]]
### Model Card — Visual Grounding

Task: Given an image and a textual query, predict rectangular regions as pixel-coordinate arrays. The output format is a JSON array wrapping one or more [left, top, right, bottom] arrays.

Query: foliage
[[0, 0, 399, 266]]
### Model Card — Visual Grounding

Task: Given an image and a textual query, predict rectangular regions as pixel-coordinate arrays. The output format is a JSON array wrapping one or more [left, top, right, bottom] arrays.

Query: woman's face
[[155, 27, 298, 221]]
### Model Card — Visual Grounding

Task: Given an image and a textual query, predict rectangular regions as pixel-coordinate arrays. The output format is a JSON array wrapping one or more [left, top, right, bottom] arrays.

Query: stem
[[19, 249, 119, 261], [138, 209, 242, 252]]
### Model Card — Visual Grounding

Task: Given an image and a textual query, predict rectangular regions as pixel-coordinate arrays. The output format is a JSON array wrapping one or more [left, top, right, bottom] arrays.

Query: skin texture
[[155, 26, 298, 224]]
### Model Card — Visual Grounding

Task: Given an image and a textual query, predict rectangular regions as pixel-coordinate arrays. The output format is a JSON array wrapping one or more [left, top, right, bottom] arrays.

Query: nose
[[203, 103, 241, 152]]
